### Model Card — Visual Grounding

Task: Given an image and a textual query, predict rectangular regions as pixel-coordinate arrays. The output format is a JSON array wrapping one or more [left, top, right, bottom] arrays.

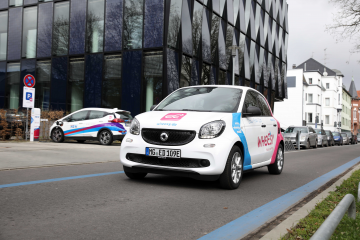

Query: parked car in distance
[[314, 129, 328, 147], [332, 132, 343, 146], [357, 133, 360, 143], [352, 134, 358, 144], [325, 130, 335, 146], [344, 132, 354, 144], [341, 133, 349, 145], [50, 108, 132, 145], [283, 126, 318, 149]]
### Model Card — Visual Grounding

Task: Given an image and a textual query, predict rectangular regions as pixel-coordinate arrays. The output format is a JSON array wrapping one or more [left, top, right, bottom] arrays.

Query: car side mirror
[[150, 105, 157, 111], [56, 121, 63, 126], [243, 106, 262, 117]]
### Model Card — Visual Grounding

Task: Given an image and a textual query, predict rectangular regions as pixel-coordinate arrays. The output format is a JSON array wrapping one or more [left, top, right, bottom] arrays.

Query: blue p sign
[[26, 92, 32, 100]]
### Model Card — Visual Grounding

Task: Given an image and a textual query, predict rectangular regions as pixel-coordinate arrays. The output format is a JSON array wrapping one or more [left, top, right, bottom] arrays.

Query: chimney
[[292, 64, 296, 69], [304, 63, 307, 71]]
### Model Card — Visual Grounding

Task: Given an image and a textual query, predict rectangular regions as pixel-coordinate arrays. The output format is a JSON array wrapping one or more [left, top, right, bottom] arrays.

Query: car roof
[[81, 108, 130, 113]]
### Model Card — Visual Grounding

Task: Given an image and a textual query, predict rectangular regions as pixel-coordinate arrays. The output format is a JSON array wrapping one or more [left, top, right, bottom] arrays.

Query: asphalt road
[[1, 144, 360, 240]]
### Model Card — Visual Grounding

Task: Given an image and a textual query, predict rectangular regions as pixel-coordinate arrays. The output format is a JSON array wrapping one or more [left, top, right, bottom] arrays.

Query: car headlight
[[300, 136, 306, 141], [129, 118, 140, 135], [199, 120, 226, 139]]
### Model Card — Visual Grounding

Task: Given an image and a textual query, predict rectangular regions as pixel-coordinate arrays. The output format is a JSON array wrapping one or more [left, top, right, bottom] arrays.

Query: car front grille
[[141, 128, 196, 146], [126, 154, 209, 168]]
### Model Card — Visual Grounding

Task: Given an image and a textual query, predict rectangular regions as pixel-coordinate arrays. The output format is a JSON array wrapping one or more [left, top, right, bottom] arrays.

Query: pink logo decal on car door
[[160, 113, 187, 121]]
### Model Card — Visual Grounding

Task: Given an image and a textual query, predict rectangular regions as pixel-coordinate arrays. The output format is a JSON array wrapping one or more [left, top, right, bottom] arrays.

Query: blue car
[[332, 132, 343, 146]]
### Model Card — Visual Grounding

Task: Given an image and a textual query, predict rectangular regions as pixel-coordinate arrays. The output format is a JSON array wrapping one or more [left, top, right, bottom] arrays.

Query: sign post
[[23, 87, 35, 141]]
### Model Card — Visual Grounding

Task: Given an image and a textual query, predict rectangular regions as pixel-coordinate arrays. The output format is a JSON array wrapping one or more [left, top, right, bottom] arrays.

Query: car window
[[325, 130, 331, 136], [309, 127, 315, 133], [285, 127, 308, 133], [314, 129, 322, 134], [115, 111, 133, 120], [242, 91, 260, 114], [257, 95, 272, 116], [89, 111, 107, 120], [341, 133, 347, 137], [68, 111, 88, 122]]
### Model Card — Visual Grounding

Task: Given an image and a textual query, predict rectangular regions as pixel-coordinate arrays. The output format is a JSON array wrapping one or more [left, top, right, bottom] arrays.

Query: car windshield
[[155, 87, 243, 113], [345, 132, 352, 136], [284, 127, 308, 133], [341, 133, 347, 137], [325, 130, 331, 136], [333, 132, 340, 136]]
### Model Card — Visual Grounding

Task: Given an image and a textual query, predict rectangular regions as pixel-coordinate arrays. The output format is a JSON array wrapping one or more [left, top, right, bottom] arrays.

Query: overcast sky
[[287, 0, 359, 89]]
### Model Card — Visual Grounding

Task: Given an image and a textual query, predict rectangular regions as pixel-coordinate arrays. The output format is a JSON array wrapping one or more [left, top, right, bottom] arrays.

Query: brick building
[[349, 79, 360, 134]]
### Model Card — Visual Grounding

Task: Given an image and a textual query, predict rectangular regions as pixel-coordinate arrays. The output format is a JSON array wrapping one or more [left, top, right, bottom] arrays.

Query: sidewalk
[[0, 141, 121, 170]]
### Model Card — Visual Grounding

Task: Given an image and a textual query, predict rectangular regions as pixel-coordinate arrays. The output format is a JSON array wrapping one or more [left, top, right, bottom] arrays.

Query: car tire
[[219, 146, 244, 190], [305, 139, 310, 149], [124, 169, 147, 180], [51, 128, 64, 143], [77, 140, 86, 143], [314, 140, 318, 148], [268, 145, 284, 175], [98, 130, 113, 145]]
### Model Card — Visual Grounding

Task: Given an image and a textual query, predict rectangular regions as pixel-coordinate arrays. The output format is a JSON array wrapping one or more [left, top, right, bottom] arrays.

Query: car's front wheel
[[305, 139, 310, 149], [219, 146, 244, 190], [52, 128, 64, 143], [98, 130, 113, 145], [268, 144, 284, 174]]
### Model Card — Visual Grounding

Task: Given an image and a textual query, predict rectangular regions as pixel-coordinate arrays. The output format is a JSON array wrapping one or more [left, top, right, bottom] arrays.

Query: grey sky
[[287, 0, 359, 90]]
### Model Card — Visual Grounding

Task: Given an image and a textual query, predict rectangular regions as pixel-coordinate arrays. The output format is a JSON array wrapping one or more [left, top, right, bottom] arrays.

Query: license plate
[[145, 148, 181, 158]]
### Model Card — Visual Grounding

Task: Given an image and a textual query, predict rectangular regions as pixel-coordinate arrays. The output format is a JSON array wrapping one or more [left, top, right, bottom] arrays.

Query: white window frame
[[325, 115, 329, 124], [308, 94, 313, 103], [325, 98, 330, 106]]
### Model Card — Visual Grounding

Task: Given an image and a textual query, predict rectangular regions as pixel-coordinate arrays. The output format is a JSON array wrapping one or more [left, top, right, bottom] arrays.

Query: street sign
[[24, 74, 36, 88], [22, 87, 35, 108]]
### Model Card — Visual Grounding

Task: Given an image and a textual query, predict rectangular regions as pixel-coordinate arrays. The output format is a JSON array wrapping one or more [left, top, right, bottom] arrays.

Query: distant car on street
[[341, 133, 350, 145], [50, 108, 132, 145], [357, 133, 360, 143], [352, 134, 358, 144], [344, 132, 354, 144], [314, 129, 329, 147], [324, 130, 335, 146], [332, 132, 343, 146], [283, 126, 318, 149]]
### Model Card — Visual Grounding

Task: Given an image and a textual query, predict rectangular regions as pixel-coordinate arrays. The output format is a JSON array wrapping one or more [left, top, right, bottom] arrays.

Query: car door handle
[[261, 124, 266, 128], [273, 124, 277, 127]]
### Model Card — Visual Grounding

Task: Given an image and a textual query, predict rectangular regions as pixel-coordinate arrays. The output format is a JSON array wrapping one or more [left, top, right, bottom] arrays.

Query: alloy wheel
[[231, 152, 242, 184], [277, 149, 284, 171], [52, 129, 62, 142], [100, 131, 111, 144]]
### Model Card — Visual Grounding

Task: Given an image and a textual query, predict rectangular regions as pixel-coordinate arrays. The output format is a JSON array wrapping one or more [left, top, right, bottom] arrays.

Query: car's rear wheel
[[219, 146, 244, 190], [98, 130, 113, 145], [124, 169, 147, 179], [268, 144, 284, 174], [52, 128, 64, 143]]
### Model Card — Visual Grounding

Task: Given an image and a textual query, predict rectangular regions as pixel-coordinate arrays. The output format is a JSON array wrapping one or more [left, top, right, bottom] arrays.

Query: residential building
[[349, 79, 360, 134], [341, 85, 352, 132], [0, 0, 289, 116], [274, 58, 343, 132]]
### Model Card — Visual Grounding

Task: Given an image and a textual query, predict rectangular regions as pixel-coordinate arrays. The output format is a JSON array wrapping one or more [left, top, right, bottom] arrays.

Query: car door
[[85, 110, 109, 137], [257, 94, 277, 161], [309, 127, 316, 145], [241, 90, 264, 165], [63, 110, 89, 138]]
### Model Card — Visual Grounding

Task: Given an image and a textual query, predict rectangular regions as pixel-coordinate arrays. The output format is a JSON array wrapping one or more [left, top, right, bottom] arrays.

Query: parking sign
[[23, 87, 35, 108]]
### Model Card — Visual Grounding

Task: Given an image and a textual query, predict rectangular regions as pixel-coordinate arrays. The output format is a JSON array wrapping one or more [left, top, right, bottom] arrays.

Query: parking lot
[[1, 142, 360, 239]]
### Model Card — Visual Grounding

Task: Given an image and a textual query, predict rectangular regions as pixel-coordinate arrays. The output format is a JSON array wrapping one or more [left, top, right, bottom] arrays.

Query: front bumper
[[120, 133, 234, 176]]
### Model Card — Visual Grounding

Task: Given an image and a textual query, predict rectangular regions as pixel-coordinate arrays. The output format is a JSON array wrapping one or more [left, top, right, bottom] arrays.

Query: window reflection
[[219, 0, 225, 17], [124, 0, 143, 50], [167, 0, 182, 49], [144, 0, 164, 48], [0, 11, 7, 61], [212, 0, 219, 14], [68, 58, 84, 112], [227, 0, 233, 24], [218, 20, 226, 69], [22, 7, 37, 58], [53, 2, 69, 56], [6, 63, 20, 109], [37, 3, 53, 58], [201, 64, 210, 85], [181, 0, 192, 55], [35, 60, 51, 110], [218, 70, 226, 85], [192, 1, 202, 57], [69, 0, 86, 55], [104, 0, 122, 52], [181, 55, 191, 88], [8, 8, 22, 60], [233, 0, 239, 25], [144, 51, 163, 111], [167, 48, 179, 94], [210, 14, 219, 64], [103, 54, 122, 108], [202, 8, 211, 62], [9, 0, 22, 7], [86, 0, 105, 53], [50, 57, 68, 110], [225, 24, 233, 69]]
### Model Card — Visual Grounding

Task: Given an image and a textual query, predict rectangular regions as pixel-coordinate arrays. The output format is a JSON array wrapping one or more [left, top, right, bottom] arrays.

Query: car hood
[[135, 111, 230, 132]]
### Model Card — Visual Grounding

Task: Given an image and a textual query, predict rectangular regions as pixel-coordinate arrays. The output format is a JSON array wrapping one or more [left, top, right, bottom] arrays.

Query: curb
[[260, 163, 360, 240]]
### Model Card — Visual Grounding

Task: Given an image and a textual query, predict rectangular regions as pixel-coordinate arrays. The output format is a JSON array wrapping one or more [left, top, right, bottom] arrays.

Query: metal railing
[[310, 182, 359, 240]]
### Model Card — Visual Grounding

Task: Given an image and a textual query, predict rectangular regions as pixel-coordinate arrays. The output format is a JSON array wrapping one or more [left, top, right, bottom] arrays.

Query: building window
[[35, 60, 51, 110], [53, 2, 70, 56], [318, 95, 320, 104], [309, 78, 312, 84], [326, 83, 329, 89], [86, 0, 105, 53], [308, 93, 313, 103], [325, 115, 329, 124], [308, 113, 313, 123], [305, 93, 307, 101], [37, 3, 53, 58], [339, 94, 340, 104], [9, 0, 22, 7], [325, 98, 330, 106], [68, 58, 85, 112], [6, 63, 20, 109], [201, 63, 210, 85], [143, 51, 163, 111], [102, 54, 122, 108], [0, 11, 7, 61], [22, 7, 37, 58], [124, 0, 143, 50], [180, 55, 191, 88]]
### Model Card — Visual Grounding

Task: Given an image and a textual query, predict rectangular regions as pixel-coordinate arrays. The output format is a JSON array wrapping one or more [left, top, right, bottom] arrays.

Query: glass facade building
[[0, 0, 289, 116]]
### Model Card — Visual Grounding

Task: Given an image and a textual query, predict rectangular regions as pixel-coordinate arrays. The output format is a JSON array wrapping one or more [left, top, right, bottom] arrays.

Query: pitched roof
[[332, 69, 345, 77], [296, 58, 338, 76], [349, 79, 360, 99]]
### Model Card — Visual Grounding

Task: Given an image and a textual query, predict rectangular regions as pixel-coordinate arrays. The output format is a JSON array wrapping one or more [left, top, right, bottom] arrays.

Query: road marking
[[0, 171, 124, 189], [198, 156, 360, 240]]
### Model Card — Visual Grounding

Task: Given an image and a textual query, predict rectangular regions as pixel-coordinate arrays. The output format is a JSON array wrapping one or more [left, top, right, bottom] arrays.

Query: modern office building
[[0, 0, 289, 116]]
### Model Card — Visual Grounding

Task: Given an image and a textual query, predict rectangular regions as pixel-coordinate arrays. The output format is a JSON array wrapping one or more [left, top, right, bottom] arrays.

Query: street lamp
[[228, 45, 240, 85]]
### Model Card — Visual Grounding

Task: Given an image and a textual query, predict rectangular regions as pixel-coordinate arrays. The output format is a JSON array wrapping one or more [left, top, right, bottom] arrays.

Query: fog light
[[126, 138, 133, 142], [200, 160, 210, 167], [203, 144, 215, 148]]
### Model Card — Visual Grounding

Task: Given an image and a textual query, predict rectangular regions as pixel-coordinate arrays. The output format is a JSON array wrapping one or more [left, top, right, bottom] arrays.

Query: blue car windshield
[[332, 132, 340, 136]]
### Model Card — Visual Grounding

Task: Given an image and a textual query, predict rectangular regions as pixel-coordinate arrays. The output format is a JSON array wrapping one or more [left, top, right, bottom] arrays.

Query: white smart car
[[120, 86, 284, 189], [50, 108, 132, 145]]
